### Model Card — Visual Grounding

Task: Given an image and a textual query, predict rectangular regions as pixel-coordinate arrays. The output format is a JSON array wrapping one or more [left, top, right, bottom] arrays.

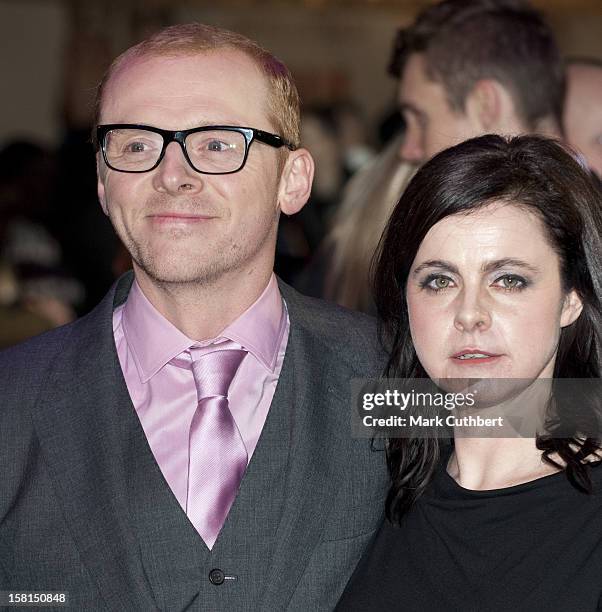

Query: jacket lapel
[[258, 287, 364, 610]]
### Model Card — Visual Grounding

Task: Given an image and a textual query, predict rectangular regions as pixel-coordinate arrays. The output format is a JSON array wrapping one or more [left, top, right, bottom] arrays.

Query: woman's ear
[[278, 148, 315, 215], [560, 289, 584, 327]]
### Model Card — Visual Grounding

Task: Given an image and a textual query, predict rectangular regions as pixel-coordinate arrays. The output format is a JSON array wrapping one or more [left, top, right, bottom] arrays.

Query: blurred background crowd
[[1, 0, 601, 347]]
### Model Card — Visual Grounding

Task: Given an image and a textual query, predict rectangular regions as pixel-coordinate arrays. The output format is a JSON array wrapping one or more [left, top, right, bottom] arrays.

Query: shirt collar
[[121, 274, 285, 383]]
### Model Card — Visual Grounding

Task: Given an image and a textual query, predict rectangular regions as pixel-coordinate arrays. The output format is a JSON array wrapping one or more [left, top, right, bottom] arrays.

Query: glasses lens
[[103, 128, 163, 172], [186, 130, 246, 173]]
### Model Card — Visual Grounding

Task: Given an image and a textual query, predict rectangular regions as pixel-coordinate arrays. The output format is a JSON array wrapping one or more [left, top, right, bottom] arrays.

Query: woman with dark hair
[[337, 135, 602, 611]]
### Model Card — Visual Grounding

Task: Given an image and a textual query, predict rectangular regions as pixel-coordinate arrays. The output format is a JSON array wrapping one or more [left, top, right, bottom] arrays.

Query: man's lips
[[148, 212, 217, 223], [450, 349, 502, 364]]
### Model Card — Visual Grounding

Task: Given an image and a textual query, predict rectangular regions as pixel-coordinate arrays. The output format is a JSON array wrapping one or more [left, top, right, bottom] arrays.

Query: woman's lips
[[450, 350, 502, 365]]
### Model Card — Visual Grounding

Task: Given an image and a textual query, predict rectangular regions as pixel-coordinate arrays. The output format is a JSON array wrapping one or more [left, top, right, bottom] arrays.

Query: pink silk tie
[[187, 345, 248, 549]]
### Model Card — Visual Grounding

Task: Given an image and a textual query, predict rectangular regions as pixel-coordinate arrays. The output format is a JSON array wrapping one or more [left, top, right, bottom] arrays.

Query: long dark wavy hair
[[373, 134, 602, 524]]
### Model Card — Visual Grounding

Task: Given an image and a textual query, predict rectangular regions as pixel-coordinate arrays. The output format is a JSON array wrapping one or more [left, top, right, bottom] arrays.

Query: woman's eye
[[421, 275, 455, 291], [493, 274, 527, 291]]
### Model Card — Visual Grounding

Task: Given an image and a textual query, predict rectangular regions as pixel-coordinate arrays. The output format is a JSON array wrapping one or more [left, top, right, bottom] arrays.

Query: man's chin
[[132, 258, 233, 287]]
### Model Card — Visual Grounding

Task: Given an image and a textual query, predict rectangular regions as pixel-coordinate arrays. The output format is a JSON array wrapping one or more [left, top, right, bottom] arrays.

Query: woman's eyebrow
[[412, 260, 459, 275], [412, 258, 540, 276], [481, 258, 540, 274]]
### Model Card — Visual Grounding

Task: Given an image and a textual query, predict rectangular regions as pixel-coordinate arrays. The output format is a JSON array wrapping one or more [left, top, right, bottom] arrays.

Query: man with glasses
[[0, 24, 387, 611]]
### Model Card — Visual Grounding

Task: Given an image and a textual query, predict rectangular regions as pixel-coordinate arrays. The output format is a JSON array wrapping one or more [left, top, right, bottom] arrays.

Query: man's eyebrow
[[175, 120, 245, 130], [412, 258, 541, 276], [195, 121, 242, 128]]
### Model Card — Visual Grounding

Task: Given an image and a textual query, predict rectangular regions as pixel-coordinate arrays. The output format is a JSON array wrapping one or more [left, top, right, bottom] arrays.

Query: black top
[[337, 458, 602, 612]]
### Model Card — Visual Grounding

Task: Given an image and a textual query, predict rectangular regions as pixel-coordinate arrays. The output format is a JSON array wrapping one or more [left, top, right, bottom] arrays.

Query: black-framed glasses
[[96, 124, 296, 175]]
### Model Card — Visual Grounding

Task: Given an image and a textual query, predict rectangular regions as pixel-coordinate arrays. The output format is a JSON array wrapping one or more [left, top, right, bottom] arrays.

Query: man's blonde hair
[[93, 23, 300, 148]]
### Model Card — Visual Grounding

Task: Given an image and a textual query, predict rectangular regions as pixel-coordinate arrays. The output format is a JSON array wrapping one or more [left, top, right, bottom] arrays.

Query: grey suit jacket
[[0, 272, 388, 611]]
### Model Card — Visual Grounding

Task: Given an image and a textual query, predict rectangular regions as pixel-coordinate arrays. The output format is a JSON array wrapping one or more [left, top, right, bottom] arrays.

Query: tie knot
[[190, 346, 246, 400]]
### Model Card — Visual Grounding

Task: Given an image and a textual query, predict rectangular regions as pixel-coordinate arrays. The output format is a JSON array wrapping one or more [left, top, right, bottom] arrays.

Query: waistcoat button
[[209, 568, 225, 585]]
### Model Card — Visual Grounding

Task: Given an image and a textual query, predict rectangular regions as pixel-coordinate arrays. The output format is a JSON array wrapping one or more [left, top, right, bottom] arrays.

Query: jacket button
[[209, 568, 225, 585]]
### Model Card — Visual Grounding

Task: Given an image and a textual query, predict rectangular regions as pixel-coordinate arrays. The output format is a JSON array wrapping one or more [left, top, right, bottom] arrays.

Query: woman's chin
[[430, 357, 513, 382]]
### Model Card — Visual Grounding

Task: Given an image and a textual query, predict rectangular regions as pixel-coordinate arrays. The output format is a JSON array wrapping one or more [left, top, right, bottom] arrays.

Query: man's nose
[[398, 127, 425, 164], [453, 287, 492, 333], [152, 141, 204, 195]]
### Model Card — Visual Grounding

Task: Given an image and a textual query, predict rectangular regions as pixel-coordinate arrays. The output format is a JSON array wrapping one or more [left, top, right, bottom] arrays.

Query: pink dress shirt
[[113, 274, 289, 525]]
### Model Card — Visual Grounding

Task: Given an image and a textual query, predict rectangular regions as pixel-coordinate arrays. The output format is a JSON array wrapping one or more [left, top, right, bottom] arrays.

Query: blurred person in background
[[316, 133, 415, 312], [297, 108, 413, 311], [564, 57, 602, 178], [0, 141, 82, 347], [284, 104, 377, 294], [54, 30, 123, 315], [51, 128, 121, 315], [334, 102, 376, 178], [305, 0, 564, 313], [393, 0, 564, 164]]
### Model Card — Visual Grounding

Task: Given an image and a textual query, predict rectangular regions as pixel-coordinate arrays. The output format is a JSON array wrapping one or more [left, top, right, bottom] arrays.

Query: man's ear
[[278, 148, 314, 216], [560, 289, 584, 327], [465, 79, 520, 133], [96, 154, 109, 216]]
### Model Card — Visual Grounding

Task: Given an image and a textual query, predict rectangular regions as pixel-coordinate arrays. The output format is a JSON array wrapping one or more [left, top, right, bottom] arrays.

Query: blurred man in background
[[392, 0, 564, 164], [564, 58, 602, 178], [312, 0, 564, 313]]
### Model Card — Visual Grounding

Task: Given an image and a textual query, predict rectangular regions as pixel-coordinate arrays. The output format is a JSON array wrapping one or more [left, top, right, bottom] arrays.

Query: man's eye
[[206, 140, 233, 152], [125, 141, 148, 153], [492, 274, 527, 291]]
